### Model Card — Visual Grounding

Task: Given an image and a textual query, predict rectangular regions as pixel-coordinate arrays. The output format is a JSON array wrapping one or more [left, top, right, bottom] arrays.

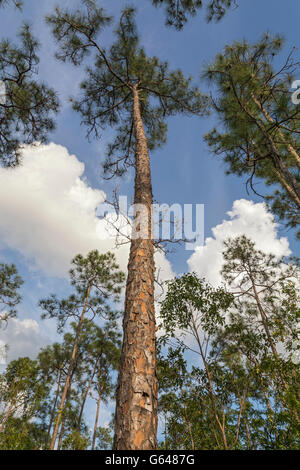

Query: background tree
[[93, 426, 113, 450], [221, 235, 300, 419], [159, 273, 235, 449], [37, 341, 72, 449], [151, 0, 237, 29], [158, 239, 300, 450], [47, 2, 208, 450], [0, 263, 23, 328], [0, 23, 59, 166], [40, 250, 124, 450], [0, 0, 22, 8], [37, 320, 120, 450], [203, 35, 300, 235], [0, 357, 48, 436]]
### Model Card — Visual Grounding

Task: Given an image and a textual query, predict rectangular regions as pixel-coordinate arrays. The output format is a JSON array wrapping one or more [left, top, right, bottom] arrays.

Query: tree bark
[[113, 85, 157, 450]]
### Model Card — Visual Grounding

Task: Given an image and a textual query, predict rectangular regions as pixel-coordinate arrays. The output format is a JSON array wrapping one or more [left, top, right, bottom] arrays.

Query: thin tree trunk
[[232, 85, 300, 205], [182, 397, 195, 450], [0, 400, 15, 433], [92, 383, 102, 450], [249, 275, 282, 364], [77, 360, 98, 431], [49, 286, 91, 450], [114, 84, 157, 450], [191, 315, 228, 450], [273, 167, 300, 208], [46, 369, 62, 448], [57, 406, 67, 450], [248, 272, 300, 422]]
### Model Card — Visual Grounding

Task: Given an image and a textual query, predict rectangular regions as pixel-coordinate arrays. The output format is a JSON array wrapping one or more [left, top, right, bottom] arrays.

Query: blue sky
[[0, 0, 299, 437], [0, 0, 299, 354]]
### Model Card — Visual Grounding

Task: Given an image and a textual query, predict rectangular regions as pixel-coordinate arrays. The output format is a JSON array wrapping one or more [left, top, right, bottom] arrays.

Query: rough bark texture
[[114, 85, 157, 450]]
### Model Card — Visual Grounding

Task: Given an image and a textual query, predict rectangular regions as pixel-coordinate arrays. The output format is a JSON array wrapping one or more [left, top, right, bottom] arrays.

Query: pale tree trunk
[[0, 400, 15, 433], [248, 271, 300, 421], [49, 286, 91, 450], [57, 380, 73, 450], [92, 382, 102, 450], [191, 315, 228, 450], [273, 167, 300, 208], [251, 139, 300, 208], [77, 360, 98, 431], [251, 94, 300, 168], [114, 84, 157, 450], [238, 91, 300, 205]]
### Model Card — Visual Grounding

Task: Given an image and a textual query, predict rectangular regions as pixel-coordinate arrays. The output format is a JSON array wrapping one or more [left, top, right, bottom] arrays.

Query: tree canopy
[[47, 4, 209, 178], [203, 34, 300, 235], [0, 24, 59, 166]]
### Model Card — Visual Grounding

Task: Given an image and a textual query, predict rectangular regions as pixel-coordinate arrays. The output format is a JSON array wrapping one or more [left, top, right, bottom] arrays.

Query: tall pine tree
[[47, 1, 208, 449]]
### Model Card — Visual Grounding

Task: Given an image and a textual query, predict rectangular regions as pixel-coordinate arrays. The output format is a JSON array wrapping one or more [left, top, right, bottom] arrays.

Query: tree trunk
[[92, 383, 102, 450], [251, 94, 300, 168], [0, 400, 15, 433], [49, 285, 91, 450], [249, 271, 300, 421], [57, 377, 74, 451], [192, 314, 228, 450], [77, 360, 98, 431], [113, 84, 157, 450], [237, 90, 300, 206], [46, 369, 62, 448]]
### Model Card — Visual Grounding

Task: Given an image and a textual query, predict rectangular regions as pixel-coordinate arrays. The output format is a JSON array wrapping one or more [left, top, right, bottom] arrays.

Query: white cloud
[[0, 142, 174, 286], [188, 199, 291, 286], [0, 143, 129, 277]]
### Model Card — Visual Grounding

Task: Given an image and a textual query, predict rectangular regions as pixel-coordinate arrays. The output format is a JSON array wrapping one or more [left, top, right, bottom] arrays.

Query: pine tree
[[221, 235, 300, 421], [203, 35, 300, 235], [159, 273, 234, 449], [40, 250, 124, 450], [159, 264, 300, 449], [0, 357, 47, 435], [0, 23, 59, 166], [47, 1, 208, 449]]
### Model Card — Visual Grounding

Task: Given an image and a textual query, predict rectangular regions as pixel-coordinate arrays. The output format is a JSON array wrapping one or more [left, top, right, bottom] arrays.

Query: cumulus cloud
[[188, 199, 291, 286], [0, 318, 49, 363], [0, 142, 174, 285]]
